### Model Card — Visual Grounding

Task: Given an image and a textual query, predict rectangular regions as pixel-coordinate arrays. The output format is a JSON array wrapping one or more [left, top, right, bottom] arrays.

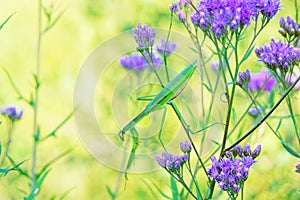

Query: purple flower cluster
[[278, 16, 300, 39], [190, 0, 280, 37], [237, 69, 251, 88], [156, 140, 191, 174], [170, 0, 191, 22], [180, 140, 192, 153], [119, 52, 162, 71], [133, 23, 156, 51], [248, 106, 263, 117], [155, 152, 188, 172], [248, 69, 275, 92], [255, 39, 300, 72], [156, 39, 177, 56], [0, 106, 23, 120], [296, 164, 300, 173], [208, 144, 261, 196]]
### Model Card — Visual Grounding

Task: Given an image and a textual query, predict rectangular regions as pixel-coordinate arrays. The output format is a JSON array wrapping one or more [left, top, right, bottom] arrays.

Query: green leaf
[[40, 110, 74, 142], [142, 179, 171, 199], [33, 73, 41, 89], [0, 141, 2, 156], [240, 45, 255, 63], [141, 180, 160, 200], [105, 185, 115, 198], [232, 107, 237, 124], [0, 159, 27, 177], [37, 148, 73, 180], [225, 82, 234, 86], [170, 176, 179, 200], [202, 82, 212, 93], [275, 118, 282, 132], [280, 139, 300, 158], [0, 12, 16, 31], [195, 180, 203, 200], [59, 187, 75, 200], [27, 170, 50, 199], [268, 89, 276, 108], [210, 139, 221, 146], [43, 11, 64, 34]]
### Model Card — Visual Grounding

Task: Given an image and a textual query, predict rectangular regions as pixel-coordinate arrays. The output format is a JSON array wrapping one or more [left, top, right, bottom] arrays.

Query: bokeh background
[[0, 0, 299, 199]]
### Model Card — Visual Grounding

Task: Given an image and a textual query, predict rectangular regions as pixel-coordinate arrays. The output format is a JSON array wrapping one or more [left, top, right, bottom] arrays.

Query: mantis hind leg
[[157, 105, 168, 153], [124, 127, 139, 180]]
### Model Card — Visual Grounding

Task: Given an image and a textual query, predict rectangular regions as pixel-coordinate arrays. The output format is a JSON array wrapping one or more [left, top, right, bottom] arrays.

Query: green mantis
[[118, 60, 197, 140], [118, 61, 197, 178]]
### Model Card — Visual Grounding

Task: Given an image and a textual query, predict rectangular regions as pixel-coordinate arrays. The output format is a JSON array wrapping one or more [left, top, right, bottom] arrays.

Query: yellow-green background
[[0, 0, 299, 199]]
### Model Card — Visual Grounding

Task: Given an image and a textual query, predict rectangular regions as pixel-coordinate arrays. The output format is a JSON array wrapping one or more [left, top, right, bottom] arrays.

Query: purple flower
[[278, 16, 300, 38], [243, 143, 251, 156], [260, 0, 280, 19], [156, 152, 188, 172], [296, 164, 300, 173], [169, 0, 191, 21], [177, 10, 186, 22], [232, 145, 243, 157], [251, 144, 262, 158], [208, 143, 261, 196], [248, 106, 263, 117], [191, 0, 280, 38], [133, 23, 156, 51], [210, 61, 219, 71], [248, 69, 276, 92], [180, 140, 191, 153], [255, 39, 300, 73], [0, 106, 23, 120], [237, 69, 251, 88], [119, 52, 162, 71], [156, 39, 177, 56]]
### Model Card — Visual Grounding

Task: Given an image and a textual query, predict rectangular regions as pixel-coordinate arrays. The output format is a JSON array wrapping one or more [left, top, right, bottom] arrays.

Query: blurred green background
[[0, 0, 299, 199]]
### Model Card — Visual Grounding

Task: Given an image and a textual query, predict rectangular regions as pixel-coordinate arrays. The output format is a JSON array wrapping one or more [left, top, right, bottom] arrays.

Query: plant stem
[[1, 121, 14, 166], [225, 75, 300, 152], [170, 102, 210, 180], [31, 0, 42, 192]]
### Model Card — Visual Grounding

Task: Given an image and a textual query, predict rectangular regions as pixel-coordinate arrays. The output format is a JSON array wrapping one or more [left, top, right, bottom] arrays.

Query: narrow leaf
[[280, 139, 300, 158], [59, 187, 75, 200], [148, 179, 172, 199], [202, 82, 212, 93], [275, 118, 282, 132], [0, 12, 16, 31], [268, 88, 276, 108], [40, 110, 74, 142], [170, 176, 179, 200], [27, 170, 50, 199], [241, 45, 255, 63], [37, 148, 73, 180], [195, 180, 203, 200], [105, 185, 115, 198]]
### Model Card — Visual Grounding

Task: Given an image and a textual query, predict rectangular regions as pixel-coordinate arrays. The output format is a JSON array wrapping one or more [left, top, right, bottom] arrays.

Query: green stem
[[1, 121, 14, 166], [225, 75, 300, 152], [31, 0, 42, 192], [163, 11, 173, 82], [186, 159, 203, 200], [284, 93, 300, 145], [170, 102, 210, 180], [295, 0, 299, 23]]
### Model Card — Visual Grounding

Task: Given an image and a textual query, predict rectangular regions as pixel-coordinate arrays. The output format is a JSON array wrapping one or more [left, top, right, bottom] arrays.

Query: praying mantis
[[118, 61, 198, 178]]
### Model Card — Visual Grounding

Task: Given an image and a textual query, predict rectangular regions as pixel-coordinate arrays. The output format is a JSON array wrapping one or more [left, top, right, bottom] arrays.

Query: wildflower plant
[[111, 0, 300, 199], [0, 2, 72, 199]]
